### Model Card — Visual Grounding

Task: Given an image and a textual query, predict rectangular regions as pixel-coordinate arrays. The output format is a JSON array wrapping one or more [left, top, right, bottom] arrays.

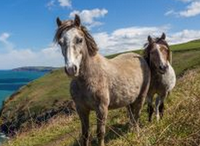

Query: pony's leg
[[130, 93, 147, 130], [127, 104, 139, 132], [76, 107, 90, 146], [126, 104, 135, 126], [126, 103, 140, 133], [159, 102, 164, 119], [155, 96, 161, 121], [155, 92, 167, 121], [96, 105, 108, 146], [147, 93, 154, 122], [159, 92, 168, 120]]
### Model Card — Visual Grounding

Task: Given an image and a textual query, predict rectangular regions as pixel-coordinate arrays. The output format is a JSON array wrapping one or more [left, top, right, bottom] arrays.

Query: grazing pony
[[54, 15, 151, 146], [144, 33, 176, 122]]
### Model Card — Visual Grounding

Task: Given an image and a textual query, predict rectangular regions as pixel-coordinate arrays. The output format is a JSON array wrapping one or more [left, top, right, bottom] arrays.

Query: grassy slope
[[1, 40, 200, 145], [3, 67, 200, 146], [1, 69, 71, 124], [170, 39, 200, 51]]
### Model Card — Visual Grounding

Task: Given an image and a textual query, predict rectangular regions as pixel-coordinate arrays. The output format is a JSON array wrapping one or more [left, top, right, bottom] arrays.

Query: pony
[[54, 15, 151, 146], [144, 33, 176, 122]]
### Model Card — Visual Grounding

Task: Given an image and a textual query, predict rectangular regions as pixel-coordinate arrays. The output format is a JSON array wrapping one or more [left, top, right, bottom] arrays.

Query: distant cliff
[[12, 66, 57, 72]]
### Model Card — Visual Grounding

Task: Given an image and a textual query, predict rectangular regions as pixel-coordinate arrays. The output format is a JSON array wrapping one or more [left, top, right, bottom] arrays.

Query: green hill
[[1, 40, 200, 146], [3, 67, 200, 146], [170, 39, 200, 51]]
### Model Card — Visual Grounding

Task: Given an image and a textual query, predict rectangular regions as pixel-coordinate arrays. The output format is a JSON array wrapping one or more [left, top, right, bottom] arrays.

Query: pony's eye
[[76, 38, 83, 44], [58, 38, 64, 46], [58, 40, 62, 46], [161, 48, 167, 53], [150, 51, 154, 54]]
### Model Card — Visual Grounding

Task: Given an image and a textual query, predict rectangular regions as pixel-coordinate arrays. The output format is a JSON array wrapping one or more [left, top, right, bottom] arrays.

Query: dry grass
[[3, 68, 200, 146]]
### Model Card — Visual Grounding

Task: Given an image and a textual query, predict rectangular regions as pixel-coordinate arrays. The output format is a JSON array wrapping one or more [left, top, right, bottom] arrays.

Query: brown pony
[[144, 33, 176, 122], [55, 15, 151, 146]]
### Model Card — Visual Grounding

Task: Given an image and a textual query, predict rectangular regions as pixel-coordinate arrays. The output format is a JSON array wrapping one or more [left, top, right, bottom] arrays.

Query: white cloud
[[168, 29, 200, 44], [0, 33, 10, 43], [0, 41, 63, 69], [1, 27, 200, 69], [166, 0, 200, 17], [179, 1, 200, 17], [58, 0, 71, 7], [0, 32, 14, 52], [94, 27, 200, 55], [46, 0, 71, 9], [69, 9, 108, 28], [94, 26, 170, 55], [46, 0, 55, 9], [165, 10, 177, 16]]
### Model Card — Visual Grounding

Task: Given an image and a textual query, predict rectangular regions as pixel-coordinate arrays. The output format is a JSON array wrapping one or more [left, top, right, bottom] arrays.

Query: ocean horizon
[[0, 70, 46, 107]]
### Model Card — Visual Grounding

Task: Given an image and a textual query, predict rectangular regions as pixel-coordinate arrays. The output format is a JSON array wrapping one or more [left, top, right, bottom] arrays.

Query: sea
[[0, 70, 47, 145]]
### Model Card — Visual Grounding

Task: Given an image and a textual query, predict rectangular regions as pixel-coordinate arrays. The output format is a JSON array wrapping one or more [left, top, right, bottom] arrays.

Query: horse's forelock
[[156, 38, 169, 49], [156, 39, 171, 63], [54, 20, 98, 57], [143, 38, 171, 65], [54, 20, 74, 43]]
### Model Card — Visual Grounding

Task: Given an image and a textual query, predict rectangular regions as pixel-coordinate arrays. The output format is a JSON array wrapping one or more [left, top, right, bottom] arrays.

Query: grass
[[1, 40, 200, 145], [3, 68, 200, 146], [170, 39, 200, 51], [172, 49, 200, 76]]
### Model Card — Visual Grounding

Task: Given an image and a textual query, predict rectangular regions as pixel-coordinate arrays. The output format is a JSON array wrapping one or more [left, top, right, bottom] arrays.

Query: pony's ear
[[74, 14, 81, 27], [148, 35, 153, 44], [161, 33, 166, 40], [56, 17, 62, 27]]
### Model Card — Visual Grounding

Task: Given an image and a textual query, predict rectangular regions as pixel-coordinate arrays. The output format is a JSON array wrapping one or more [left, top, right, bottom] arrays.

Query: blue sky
[[0, 0, 200, 69]]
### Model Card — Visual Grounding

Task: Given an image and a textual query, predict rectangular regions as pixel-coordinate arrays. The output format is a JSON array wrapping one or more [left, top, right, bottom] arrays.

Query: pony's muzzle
[[159, 65, 168, 74], [65, 65, 77, 76]]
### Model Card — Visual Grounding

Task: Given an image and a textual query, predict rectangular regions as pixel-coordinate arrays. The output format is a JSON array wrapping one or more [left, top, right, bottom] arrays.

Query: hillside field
[[1, 40, 200, 146]]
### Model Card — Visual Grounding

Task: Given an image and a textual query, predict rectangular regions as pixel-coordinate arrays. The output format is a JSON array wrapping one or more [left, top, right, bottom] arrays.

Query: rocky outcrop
[[0, 100, 76, 136]]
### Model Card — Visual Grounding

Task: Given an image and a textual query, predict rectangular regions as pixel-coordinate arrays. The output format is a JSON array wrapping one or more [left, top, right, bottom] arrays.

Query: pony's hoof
[[128, 123, 140, 133], [156, 115, 160, 122]]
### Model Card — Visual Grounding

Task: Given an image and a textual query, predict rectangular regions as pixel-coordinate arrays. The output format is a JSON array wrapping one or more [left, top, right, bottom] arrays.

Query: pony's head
[[144, 33, 171, 74], [54, 15, 98, 77]]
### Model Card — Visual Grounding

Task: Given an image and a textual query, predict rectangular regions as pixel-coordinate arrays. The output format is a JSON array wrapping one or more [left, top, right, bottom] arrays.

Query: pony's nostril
[[73, 65, 77, 73], [159, 65, 164, 70], [159, 65, 168, 71]]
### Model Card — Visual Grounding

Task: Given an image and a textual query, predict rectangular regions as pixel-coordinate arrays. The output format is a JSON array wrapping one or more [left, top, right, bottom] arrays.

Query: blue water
[[0, 70, 47, 144], [0, 70, 46, 107]]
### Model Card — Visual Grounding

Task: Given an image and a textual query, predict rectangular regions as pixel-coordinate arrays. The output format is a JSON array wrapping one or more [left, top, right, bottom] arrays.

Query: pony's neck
[[78, 52, 101, 81]]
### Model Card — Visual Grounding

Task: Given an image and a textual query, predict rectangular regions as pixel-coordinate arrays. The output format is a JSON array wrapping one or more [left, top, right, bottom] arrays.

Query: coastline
[[0, 70, 48, 143]]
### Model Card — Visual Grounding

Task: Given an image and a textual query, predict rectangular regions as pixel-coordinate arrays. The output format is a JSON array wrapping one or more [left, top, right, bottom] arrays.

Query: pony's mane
[[143, 37, 171, 65], [54, 20, 98, 56]]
